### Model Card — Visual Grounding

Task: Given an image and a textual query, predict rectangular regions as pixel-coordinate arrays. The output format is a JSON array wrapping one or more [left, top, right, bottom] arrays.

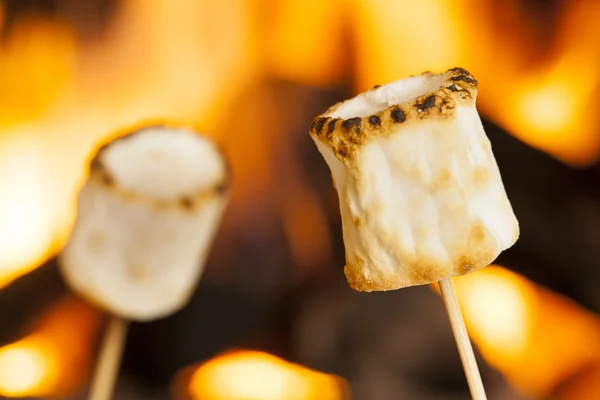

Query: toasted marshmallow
[[309, 68, 519, 292], [60, 126, 229, 320]]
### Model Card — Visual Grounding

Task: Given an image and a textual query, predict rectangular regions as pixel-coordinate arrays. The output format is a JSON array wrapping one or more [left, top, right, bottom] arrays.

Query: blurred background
[[0, 0, 599, 399]]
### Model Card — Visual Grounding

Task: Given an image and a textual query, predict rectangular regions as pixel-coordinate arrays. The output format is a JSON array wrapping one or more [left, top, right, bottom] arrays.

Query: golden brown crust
[[344, 219, 497, 292], [309, 68, 478, 163], [89, 125, 230, 211]]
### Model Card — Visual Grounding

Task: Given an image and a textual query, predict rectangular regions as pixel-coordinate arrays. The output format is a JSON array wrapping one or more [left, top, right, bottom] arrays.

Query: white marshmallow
[[309, 69, 519, 291], [60, 126, 229, 320]]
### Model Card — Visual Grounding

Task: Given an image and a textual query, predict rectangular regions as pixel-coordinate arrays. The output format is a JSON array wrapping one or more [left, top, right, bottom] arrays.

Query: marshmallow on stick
[[309, 68, 519, 292], [60, 126, 230, 321]]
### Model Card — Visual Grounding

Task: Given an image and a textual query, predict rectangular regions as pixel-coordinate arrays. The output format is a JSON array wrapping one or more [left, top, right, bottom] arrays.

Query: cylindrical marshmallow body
[[309, 69, 519, 291], [60, 127, 229, 320]]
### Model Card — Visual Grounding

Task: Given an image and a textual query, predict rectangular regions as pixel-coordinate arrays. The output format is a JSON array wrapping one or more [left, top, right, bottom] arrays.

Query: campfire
[[0, 0, 598, 399]]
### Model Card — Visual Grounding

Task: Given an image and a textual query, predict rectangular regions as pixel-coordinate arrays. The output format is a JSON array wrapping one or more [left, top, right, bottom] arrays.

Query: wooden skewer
[[89, 316, 129, 400], [439, 278, 487, 400]]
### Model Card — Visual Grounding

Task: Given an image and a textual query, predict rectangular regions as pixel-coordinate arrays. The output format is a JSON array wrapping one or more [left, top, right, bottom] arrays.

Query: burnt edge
[[308, 67, 478, 161], [341, 117, 362, 133], [368, 115, 381, 127], [327, 118, 339, 136], [390, 107, 406, 123], [88, 125, 231, 210]]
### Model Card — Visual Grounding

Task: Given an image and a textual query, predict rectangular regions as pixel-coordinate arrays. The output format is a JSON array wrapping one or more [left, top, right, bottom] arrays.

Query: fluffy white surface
[[102, 127, 226, 199], [328, 72, 447, 119], [60, 128, 228, 320], [315, 82, 519, 290]]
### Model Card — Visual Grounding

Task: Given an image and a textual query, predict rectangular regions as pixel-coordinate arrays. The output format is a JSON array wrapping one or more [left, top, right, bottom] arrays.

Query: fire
[[349, 0, 466, 89], [0, 0, 261, 287], [0, 135, 55, 286], [480, 57, 600, 166], [176, 350, 348, 400], [349, 0, 600, 166], [433, 266, 600, 398], [0, 296, 101, 398], [265, 0, 346, 86], [0, 0, 598, 289]]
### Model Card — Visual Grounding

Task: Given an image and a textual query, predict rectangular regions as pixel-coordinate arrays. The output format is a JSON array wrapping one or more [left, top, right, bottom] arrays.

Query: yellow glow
[[350, 0, 467, 90], [515, 83, 577, 135], [0, 339, 58, 397], [457, 268, 531, 360], [186, 350, 347, 400], [482, 68, 599, 166], [266, 0, 345, 85], [348, 0, 600, 166], [0, 135, 55, 287]]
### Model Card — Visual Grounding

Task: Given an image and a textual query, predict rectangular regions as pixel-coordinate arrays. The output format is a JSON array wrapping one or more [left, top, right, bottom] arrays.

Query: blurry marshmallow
[[60, 126, 229, 320]]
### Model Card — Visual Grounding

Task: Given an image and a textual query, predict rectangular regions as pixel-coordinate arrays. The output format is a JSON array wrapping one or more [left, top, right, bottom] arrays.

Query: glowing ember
[[178, 350, 348, 400], [0, 297, 101, 398], [0, 341, 56, 397], [433, 266, 600, 398], [0, 135, 55, 287]]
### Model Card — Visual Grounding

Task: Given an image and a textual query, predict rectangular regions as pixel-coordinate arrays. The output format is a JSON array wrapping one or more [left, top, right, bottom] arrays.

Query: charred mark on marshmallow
[[327, 118, 339, 136], [373, 84, 381, 89], [368, 115, 381, 127], [101, 172, 114, 187], [179, 196, 195, 210], [456, 256, 474, 275], [313, 117, 328, 135], [341, 117, 362, 133], [86, 126, 230, 212], [390, 107, 406, 123], [309, 68, 478, 162], [215, 180, 229, 196], [416, 95, 437, 112], [450, 75, 478, 85], [446, 84, 472, 100], [448, 67, 471, 76]]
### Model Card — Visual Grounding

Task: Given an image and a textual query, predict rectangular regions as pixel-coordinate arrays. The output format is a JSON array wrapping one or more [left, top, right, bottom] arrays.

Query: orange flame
[[174, 350, 348, 400], [0, 296, 102, 398], [0, 0, 262, 286], [265, 0, 346, 86], [350, 0, 600, 166], [433, 266, 600, 398]]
